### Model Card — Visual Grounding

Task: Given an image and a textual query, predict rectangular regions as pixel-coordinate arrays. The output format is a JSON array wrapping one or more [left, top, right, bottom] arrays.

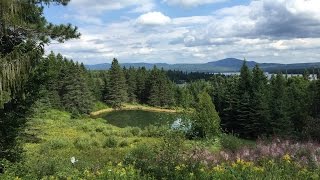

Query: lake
[[102, 110, 179, 129]]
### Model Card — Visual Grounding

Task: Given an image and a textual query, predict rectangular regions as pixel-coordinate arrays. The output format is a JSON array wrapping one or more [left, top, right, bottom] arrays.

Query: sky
[[44, 0, 320, 65]]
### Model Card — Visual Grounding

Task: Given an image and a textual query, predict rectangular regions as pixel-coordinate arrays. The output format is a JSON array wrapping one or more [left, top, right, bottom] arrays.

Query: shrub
[[74, 136, 92, 150], [119, 140, 129, 147], [129, 127, 141, 136], [220, 133, 249, 152], [104, 136, 118, 148], [47, 139, 69, 150], [95, 126, 105, 133], [140, 125, 168, 137], [303, 117, 320, 141]]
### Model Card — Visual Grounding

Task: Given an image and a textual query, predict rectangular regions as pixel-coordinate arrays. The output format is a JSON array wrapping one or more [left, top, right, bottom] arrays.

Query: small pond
[[102, 110, 180, 129]]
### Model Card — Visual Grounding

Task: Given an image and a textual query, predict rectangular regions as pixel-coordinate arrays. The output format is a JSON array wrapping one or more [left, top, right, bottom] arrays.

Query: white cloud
[[70, 0, 155, 14], [136, 12, 171, 25], [163, 0, 227, 7], [47, 0, 320, 64]]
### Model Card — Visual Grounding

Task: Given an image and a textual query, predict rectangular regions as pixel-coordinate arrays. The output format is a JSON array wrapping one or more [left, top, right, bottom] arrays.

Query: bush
[[104, 136, 118, 148], [95, 126, 105, 133], [119, 140, 129, 147], [140, 125, 168, 137], [220, 133, 249, 152], [303, 117, 320, 141], [74, 136, 92, 150], [129, 127, 141, 136]]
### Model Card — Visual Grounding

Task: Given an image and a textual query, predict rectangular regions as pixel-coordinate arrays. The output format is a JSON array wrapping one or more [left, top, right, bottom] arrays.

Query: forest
[[1, 0, 320, 179]]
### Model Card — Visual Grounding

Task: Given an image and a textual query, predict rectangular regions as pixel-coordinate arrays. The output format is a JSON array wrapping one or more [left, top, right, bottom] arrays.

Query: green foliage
[[33, 52, 94, 115], [191, 91, 221, 138], [219, 133, 253, 152], [103, 136, 118, 148], [147, 66, 175, 107]]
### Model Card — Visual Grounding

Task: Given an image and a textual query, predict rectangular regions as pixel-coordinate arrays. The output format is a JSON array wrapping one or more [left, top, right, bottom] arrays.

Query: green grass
[[19, 109, 162, 179], [3, 108, 256, 179]]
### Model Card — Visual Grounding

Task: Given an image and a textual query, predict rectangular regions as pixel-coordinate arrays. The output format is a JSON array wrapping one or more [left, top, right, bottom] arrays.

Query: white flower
[[71, 157, 78, 164]]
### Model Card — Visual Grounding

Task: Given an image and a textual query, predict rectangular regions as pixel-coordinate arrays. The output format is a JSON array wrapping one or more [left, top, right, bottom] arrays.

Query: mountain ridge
[[85, 58, 320, 73]]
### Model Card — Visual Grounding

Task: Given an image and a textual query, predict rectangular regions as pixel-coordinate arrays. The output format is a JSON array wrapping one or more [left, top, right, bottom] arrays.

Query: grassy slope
[[22, 109, 161, 177]]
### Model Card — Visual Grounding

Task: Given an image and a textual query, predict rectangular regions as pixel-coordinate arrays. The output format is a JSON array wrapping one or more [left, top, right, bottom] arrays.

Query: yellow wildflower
[[283, 154, 291, 163], [213, 165, 225, 173], [175, 165, 182, 171], [253, 166, 264, 173]]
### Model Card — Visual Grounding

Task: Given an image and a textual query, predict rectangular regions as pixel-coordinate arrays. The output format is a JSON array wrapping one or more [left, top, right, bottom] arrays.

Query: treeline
[[24, 56, 320, 141], [34, 52, 94, 116], [166, 70, 213, 83], [91, 59, 175, 108], [209, 63, 320, 139]]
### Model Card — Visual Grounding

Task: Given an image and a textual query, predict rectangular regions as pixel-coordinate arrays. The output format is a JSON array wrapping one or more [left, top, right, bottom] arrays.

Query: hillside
[[86, 58, 320, 73]]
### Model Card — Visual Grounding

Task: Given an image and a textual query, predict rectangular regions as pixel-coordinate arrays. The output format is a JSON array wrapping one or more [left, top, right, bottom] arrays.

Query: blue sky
[[45, 0, 320, 65]]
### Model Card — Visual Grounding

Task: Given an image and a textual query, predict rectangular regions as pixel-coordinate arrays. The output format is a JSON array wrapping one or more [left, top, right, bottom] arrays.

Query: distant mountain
[[85, 58, 320, 73]]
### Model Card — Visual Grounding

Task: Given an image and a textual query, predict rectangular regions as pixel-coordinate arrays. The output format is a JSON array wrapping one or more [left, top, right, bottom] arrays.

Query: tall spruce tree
[[235, 60, 253, 137], [222, 76, 239, 133], [148, 66, 162, 106], [269, 74, 293, 136], [104, 58, 128, 108], [136, 67, 148, 104], [249, 65, 270, 138], [61, 62, 93, 116], [125, 67, 138, 103], [192, 91, 221, 138]]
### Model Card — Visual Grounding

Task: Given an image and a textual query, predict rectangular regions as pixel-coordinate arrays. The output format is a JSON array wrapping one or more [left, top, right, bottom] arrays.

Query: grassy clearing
[[4, 108, 319, 179], [90, 103, 182, 117], [16, 109, 163, 178]]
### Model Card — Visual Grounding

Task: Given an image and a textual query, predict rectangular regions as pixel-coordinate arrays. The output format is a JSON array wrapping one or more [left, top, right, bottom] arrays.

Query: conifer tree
[[104, 58, 128, 108], [61, 64, 93, 116], [235, 60, 253, 137], [269, 74, 293, 136], [148, 66, 162, 106], [222, 76, 239, 132], [136, 67, 148, 104], [249, 65, 270, 137], [192, 91, 221, 138], [126, 67, 138, 103]]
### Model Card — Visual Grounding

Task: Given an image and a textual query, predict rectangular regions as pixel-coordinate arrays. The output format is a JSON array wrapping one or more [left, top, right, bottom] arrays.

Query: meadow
[[2, 107, 320, 179]]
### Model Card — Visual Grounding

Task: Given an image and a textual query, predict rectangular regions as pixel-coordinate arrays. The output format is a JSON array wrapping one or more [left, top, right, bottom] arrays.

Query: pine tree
[[192, 91, 221, 138], [136, 67, 148, 104], [148, 66, 162, 106], [235, 60, 253, 137], [222, 76, 239, 132], [249, 65, 270, 137], [104, 58, 128, 108], [286, 77, 309, 134], [126, 67, 137, 103], [61, 64, 93, 115], [269, 74, 293, 136]]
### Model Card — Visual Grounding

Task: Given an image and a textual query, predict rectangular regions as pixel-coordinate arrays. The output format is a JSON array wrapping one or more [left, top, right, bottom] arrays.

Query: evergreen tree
[[61, 64, 93, 116], [286, 77, 309, 134], [0, 0, 79, 161], [249, 65, 270, 138], [222, 76, 239, 133], [311, 79, 320, 118], [104, 58, 128, 108], [148, 66, 162, 106], [269, 74, 293, 136], [126, 67, 137, 103], [235, 60, 253, 137], [191, 91, 221, 138], [135, 67, 148, 104]]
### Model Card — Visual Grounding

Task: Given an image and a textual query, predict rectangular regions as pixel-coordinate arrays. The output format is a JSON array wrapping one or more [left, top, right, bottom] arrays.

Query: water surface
[[102, 110, 178, 128]]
